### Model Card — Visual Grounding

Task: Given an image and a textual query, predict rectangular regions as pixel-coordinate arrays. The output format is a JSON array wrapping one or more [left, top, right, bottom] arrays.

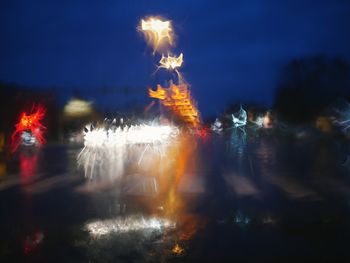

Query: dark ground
[[1, 131, 350, 262]]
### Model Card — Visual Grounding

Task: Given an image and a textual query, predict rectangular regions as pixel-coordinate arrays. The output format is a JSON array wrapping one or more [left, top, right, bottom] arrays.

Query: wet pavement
[[1, 132, 350, 262]]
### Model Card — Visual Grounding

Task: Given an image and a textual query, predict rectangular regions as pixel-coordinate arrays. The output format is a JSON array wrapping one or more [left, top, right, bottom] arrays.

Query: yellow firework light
[[159, 53, 183, 70], [148, 85, 167, 100], [142, 15, 201, 127], [148, 83, 200, 127], [140, 17, 173, 53]]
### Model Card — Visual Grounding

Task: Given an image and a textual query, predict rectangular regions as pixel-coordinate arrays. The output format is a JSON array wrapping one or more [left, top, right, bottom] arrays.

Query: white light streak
[[77, 123, 179, 180], [85, 215, 175, 238]]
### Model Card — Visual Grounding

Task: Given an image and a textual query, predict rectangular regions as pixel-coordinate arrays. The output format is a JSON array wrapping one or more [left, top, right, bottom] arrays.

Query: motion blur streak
[[158, 134, 199, 219], [19, 153, 38, 182]]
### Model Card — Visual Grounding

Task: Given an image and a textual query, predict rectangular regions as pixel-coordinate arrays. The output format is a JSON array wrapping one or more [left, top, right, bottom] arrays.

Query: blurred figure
[[211, 118, 223, 133], [262, 112, 273, 129], [232, 106, 247, 132], [252, 112, 273, 129]]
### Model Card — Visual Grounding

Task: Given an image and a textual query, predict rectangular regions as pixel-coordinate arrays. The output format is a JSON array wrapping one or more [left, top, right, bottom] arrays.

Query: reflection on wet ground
[[0, 132, 350, 262]]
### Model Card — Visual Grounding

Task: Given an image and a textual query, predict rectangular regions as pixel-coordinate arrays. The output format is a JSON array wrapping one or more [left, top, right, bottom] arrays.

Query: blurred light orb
[[64, 99, 93, 118]]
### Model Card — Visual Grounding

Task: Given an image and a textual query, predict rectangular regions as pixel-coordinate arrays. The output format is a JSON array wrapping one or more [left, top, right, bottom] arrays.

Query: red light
[[11, 105, 46, 152], [196, 127, 210, 140], [20, 153, 38, 182]]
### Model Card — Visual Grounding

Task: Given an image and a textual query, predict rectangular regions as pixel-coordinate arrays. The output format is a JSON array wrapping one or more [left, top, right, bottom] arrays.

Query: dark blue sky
[[1, 0, 350, 117]]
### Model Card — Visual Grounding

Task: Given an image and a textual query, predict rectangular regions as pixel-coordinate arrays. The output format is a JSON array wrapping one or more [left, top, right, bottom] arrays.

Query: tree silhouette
[[274, 56, 350, 123]]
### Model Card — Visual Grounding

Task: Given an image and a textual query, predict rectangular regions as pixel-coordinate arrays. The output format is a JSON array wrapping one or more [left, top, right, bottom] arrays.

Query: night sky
[[1, 0, 350, 117]]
